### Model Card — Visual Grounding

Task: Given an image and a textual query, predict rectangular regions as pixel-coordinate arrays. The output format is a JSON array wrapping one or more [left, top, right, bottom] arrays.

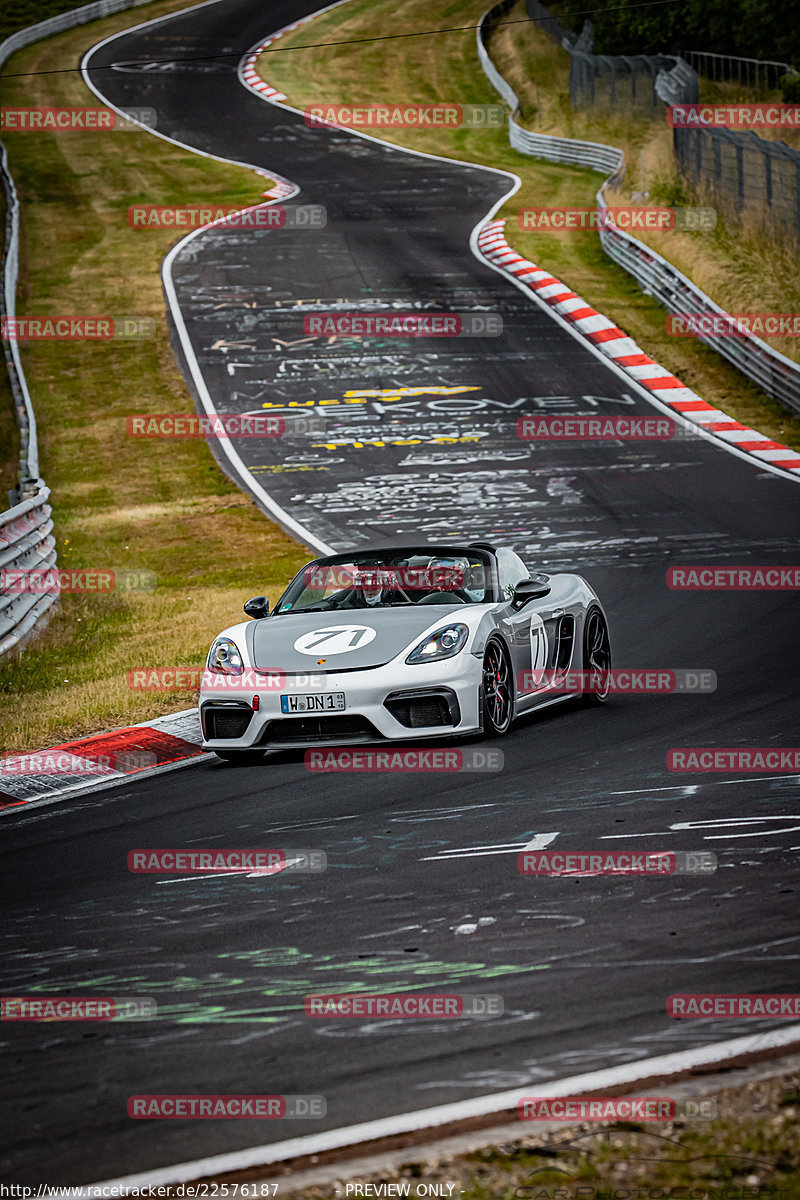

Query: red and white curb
[[240, 14, 317, 104], [477, 219, 800, 474], [0, 708, 204, 813], [239, 1, 351, 114], [241, 21, 800, 480]]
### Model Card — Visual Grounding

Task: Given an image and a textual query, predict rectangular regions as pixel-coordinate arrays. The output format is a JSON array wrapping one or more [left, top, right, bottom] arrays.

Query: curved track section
[[1, 0, 798, 1184]]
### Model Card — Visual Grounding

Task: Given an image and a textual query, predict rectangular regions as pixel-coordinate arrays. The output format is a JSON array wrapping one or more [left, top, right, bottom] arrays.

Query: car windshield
[[276, 551, 491, 613]]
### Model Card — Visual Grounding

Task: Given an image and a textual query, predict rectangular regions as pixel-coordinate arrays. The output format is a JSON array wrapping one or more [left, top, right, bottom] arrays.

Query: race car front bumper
[[199, 657, 483, 752]]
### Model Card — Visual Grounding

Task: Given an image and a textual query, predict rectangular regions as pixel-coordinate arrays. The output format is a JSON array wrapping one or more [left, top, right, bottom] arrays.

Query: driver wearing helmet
[[335, 569, 396, 609], [426, 558, 462, 593]]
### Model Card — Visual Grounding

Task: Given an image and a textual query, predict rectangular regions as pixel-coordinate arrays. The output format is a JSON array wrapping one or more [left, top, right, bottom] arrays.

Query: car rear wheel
[[582, 607, 611, 705], [482, 640, 513, 735]]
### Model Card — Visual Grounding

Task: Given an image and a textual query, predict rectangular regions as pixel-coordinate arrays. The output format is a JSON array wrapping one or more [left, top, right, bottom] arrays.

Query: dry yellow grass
[[487, 4, 800, 358], [0, 0, 310, 753]]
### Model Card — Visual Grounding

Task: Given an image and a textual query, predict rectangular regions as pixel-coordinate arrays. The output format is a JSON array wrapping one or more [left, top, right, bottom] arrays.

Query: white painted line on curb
[[79, 1024, 800, 1192]]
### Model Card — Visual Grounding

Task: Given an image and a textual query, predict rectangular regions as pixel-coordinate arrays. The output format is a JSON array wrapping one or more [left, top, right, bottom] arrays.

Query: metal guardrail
[[0, 0, 152, 66], [477, 2, 800, 419], [596, 197, 800, 416], [475, 0, 519, 111], [681, 51, 796, 91], [0, 0, 156, 657], [1, 143, 39, 493], [0, 489, 58, 656], [509, 120, 624, 177]]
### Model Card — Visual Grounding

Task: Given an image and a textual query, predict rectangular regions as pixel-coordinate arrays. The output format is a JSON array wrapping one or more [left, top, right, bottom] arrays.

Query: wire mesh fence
[[522, 4, 799, 241], [524, 0, 570, 46], [555, 20, 700, 113], [673, 124, 800, 241], [477, 0, 800, 418]]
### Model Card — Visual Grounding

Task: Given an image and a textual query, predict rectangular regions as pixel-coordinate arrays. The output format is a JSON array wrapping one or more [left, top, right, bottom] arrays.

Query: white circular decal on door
[[293, 625, 378, 655]]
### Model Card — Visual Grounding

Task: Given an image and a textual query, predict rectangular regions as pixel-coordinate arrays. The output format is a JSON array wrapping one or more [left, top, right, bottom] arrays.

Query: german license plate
[[280, 692, 345, 714]]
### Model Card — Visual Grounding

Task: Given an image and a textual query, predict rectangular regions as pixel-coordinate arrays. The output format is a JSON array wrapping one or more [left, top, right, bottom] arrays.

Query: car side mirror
[[511, 578, 550, 609], [244, 596, 270, 619]]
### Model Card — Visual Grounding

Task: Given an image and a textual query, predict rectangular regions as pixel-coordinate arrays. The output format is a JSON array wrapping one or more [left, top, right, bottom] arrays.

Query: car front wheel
[[482, 640, 514, 735]]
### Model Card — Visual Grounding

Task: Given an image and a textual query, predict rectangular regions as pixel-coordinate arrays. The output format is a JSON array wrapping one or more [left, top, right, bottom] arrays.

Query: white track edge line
[[237, 9, 800, 484], [79, 7, 334, 555], [82, 1024, 800, 1191]]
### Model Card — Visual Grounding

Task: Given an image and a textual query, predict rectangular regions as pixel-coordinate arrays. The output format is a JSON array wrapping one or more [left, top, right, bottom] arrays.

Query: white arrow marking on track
[[421, 832, 559, 862], [155, 857, 305, 884], [602, 816, 800, 841]]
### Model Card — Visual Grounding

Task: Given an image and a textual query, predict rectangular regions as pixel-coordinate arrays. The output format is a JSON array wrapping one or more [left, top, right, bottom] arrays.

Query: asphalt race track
[[1, 0, 799, 1184]]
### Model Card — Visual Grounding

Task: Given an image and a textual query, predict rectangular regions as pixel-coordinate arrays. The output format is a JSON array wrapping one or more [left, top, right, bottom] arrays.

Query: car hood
[[247, 606, 468, 673]]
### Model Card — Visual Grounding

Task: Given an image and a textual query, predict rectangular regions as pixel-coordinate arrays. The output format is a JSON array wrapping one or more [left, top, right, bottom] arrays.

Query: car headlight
[[207, 636, 244, 675], [406, 623, 469, 664]]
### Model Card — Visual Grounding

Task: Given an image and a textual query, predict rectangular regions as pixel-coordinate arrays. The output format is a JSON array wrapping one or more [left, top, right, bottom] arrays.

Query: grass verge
[[256, 0, 800, 451], [0, 0, 309, 753], [281, 1068, 800, 1198], [488, 3, 800, 355]]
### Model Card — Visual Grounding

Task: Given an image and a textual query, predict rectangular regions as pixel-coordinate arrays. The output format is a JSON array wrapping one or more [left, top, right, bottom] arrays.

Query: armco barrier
[[0, 0, 155, 657], [509, 121, 623, 177], [475, 0, 519, 111], [477, 3, 800, 418], [0, 489, 57, 656]]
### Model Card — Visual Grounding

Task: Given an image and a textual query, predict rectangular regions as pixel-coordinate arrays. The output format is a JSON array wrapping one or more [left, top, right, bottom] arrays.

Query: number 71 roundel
[[293, 625, 378, 655]]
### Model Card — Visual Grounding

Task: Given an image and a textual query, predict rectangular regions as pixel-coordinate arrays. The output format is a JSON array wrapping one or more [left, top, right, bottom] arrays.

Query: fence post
[[714, 135, 721, 195], [477, 0, 800, 416]]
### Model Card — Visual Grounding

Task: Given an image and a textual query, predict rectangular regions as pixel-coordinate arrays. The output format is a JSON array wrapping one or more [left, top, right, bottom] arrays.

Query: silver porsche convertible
[[199, 542, 611, 761]]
